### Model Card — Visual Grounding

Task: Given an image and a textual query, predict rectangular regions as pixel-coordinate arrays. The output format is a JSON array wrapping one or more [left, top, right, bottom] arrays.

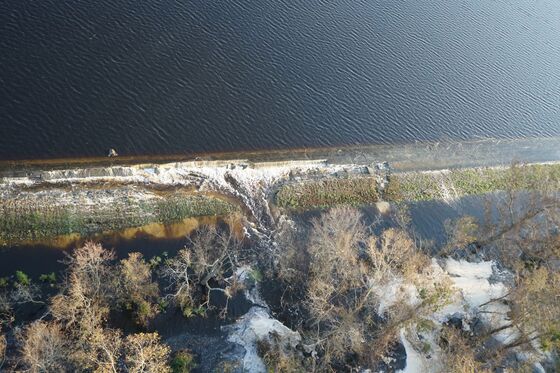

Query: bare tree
[[124, 333, 171, 373], [82, 328, 123, 373], [51, 242, 116, 337], [17, 321, 69, 373], [303, 208, 381, 369], [306, 207, 368, 320], [478, 266, 560, 359], [161, 248, 195, 315], [0, 329, 6, 371], [162, 224, 242, 317], [297, 207, 452, 370], [369, 228, 431, 283], [9, 282, 42, 306], [443, 170, 560, 369]]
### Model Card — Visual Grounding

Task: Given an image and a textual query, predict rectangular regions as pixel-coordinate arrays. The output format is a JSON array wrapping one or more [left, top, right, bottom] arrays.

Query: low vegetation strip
[[385, 163, 560, 202], [275, 177, 379, 210], [275, 163, 560, 210], [0, 195, 237, 246]]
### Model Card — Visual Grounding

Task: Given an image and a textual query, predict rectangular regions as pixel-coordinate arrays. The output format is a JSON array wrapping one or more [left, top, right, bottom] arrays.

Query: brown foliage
[[497, 266, 560, 353], [76, 328, 123, 373], [51, 242, 116, 338], [18, 321, 69, 373], [119, 252, 159, 326], [369, 228, 430, 282], [124, 333, 171, 373], [257, 338, 307, 373], [0, 330, 5, 370], [286, 206, 452, 370], [2, 242, 174, 373], [308, 207, 366, 293], [439, 326, 490, 373]]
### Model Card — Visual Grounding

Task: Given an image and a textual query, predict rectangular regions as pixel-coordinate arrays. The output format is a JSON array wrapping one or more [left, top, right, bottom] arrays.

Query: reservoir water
[[1, 0, 560, 160]]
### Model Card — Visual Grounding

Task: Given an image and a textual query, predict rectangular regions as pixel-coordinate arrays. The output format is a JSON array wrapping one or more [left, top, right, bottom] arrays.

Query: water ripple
[[1, 0, 560, 160]]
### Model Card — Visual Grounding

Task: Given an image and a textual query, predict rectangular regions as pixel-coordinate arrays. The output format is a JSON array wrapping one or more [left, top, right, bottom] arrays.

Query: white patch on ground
[[397, 329, 426, 373], [374, 277, 419, 316], [234, 266, 267, 307], [20, 159, 338, 188], [375, 201, 391, 214], [226, 266, 301, 373], [226, 307, 301, 373], [390, 259, 517, 372], [443, 259, 514, 343]]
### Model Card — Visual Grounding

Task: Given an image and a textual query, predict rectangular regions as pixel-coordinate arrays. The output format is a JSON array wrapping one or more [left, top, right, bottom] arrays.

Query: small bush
[[182, 306, 205, 319], [248, 268, 263, 284], [39, 272, 56, 284], [171, 350, 196, 373], [256, 339, 305, 373], [15, 271, 30, 286]]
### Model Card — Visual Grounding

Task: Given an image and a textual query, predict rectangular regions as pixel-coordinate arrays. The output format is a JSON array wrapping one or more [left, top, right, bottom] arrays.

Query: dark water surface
[[2, 0, 560, 160], [0, 232, 191, 278]]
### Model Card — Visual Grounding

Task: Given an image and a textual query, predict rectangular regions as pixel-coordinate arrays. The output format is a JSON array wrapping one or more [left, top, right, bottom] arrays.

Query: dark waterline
[[2, 0, 560, 160]]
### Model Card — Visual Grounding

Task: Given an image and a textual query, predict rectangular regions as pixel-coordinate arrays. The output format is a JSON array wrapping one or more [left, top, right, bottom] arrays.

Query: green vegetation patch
[[385, 163, 560, 202], [155, 196, 235, 223], [0, 194, 237, 246], [171, 350, 196, 373], [276, 163, 560, 210], [276, 177, 379, 210]]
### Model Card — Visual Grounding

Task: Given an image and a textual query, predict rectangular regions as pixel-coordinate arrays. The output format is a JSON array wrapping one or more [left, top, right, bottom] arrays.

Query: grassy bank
[[385, 163, 560, 202], [275, 177, 379, 210], [0, 195, 237, 246], [275, 163, 560, 210]]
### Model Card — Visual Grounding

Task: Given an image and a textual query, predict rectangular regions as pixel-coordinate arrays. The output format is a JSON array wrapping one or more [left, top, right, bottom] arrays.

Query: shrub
[[15, 271, 31, 286], [39, 272, 56, 284], [170, 350, 196, 373]]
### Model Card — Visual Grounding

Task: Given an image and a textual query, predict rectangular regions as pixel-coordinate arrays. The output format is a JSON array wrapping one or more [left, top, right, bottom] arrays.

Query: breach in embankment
[[1, 138, 560, 373], [1, 137, 560, 247]]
